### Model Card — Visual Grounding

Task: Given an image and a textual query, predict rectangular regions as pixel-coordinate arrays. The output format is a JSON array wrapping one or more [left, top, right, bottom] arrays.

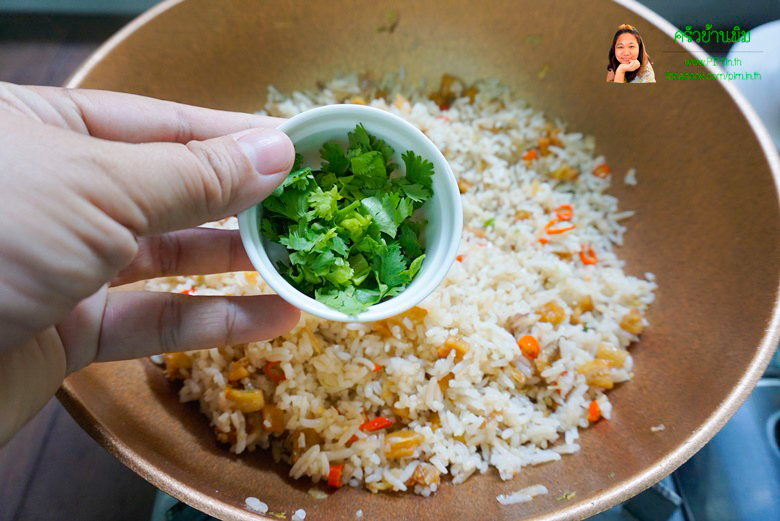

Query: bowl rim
[[60, 0, 780, 519], [237, 103, 463, 322]]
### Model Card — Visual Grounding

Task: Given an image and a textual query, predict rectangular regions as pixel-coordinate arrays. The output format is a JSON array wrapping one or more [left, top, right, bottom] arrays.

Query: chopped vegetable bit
[[620, 307, 644, 334], [261, 124, 433, 316], [588, 401, 601, 423], [266, 361, 286, 382], [260, 404, 285, 433], [484, 218, 494, 228], [457, 178, 472, 193], [384, 430, 425, 459], [308, 488, 329, 499], [522, 149, 538, 161], [372, 363, 383, 372], [578, 360, 614, 389], [359, 416, 394, 432], [555, 204, 573, 221], [227, 358, 250, 381], [328, 464, 344, 487], [579, 244, 598, 265], [545, 220, 576, 235], [558, 492, 577, 501], [518, 335, 540, 359], [437, 337, 469, 361], [224, 388, 265, 413], [593, 164, 611, 178], [537, 301, 566, 327]]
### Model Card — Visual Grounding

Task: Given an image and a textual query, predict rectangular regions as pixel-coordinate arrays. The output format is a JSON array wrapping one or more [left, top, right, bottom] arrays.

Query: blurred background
[[0, 1, 778, 520]]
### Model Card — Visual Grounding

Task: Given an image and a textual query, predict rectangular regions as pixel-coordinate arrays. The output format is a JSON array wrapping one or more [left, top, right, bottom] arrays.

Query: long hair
[[608, 24, 651, 83]]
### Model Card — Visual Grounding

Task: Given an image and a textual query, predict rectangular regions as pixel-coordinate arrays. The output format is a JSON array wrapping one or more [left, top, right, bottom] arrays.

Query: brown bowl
[[59, 0, 780, 519]]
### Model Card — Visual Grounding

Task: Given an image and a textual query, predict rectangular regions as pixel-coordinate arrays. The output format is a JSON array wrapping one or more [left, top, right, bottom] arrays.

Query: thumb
[[90, 127, 295, 235]]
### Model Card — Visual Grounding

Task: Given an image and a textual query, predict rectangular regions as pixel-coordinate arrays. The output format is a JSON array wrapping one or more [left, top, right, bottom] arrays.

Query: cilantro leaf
[[394, 178, 432, 203], [272, 167, 314, 197], [361, 196, 397, 237], [315, 286, 371, 316], [308, 186, 342, 220], [260, 217, 280, 242], [320, 142, 349, 175], [368, 134, 397, 174], [350, 151, 387, 189], [402, 151, 434, 189], [377, 241, 407, 287], [292, 153, 303, 171], [360, 193, 415, 239], [398, 221, 422, 259], [278, 225, 315, 251], [405, 254, 426, 280], [348, 253, 371, 286], [322, 258, 353, 287], [328, 234, 349, 257], [263, 188, 310, 221], [316, 171, 338, 191], [259, 124, 435, 316], [348, 124, 371, 154]]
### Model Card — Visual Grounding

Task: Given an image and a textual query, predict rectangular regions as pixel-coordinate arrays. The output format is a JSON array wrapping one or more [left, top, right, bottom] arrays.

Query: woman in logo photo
[[607, 24, 656, 83]]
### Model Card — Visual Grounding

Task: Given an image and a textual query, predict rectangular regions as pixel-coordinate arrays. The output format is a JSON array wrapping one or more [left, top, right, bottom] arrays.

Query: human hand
[[0, 82, 301, 445], [617, 59, 641, 73]]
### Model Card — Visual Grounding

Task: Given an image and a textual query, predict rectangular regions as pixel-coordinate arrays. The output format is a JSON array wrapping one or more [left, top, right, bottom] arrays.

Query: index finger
[[26, 85, 284, 143]]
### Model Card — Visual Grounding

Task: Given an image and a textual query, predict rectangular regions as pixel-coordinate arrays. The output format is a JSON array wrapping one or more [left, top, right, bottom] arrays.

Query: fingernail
[[234, 128, 294, 175]]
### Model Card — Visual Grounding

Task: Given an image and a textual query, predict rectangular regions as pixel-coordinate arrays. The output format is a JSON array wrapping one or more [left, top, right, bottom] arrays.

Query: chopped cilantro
[[261, 124, 434, 315], [484, 218, 494, 228]]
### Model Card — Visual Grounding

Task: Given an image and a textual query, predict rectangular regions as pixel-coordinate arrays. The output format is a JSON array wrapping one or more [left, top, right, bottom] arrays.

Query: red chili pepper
[[178, 289, 194, 295], [593, 165, 611, 179], [538, 238, 549, 245], [555, 204, 573, 221], [579, 245, 598, 265], [545, 220, 576, 235], [328, 464, 344, 487], [265, 361, 286, 382], [522, 149, 538, 161], [456, 255, 464, 262], [359, 417, 393, 432], [588, 401, 601, 423], [347, 435, 359, 445], [372, 363, 382, 372]]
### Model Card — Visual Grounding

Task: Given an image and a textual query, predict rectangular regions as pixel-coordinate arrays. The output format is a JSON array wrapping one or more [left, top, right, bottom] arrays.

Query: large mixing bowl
[[58, 0, 780, 519]]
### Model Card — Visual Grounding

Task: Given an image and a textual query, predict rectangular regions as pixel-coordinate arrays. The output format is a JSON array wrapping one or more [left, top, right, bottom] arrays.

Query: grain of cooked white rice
[[245, 497, 268, 513], [624, 168, 638, 186], [496, 484, 549, 505], [151, 74, 656, 496]]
